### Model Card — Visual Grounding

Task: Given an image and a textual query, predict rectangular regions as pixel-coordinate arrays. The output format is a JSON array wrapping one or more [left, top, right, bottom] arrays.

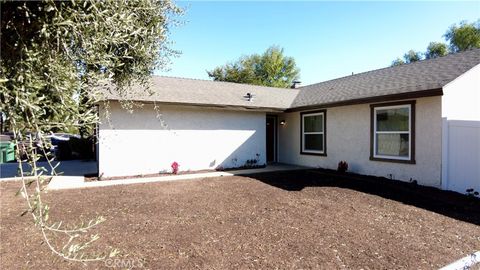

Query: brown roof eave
[[99, 88, 443, 113], [99, 99, 288, 113], [285, 88, 443, 113]]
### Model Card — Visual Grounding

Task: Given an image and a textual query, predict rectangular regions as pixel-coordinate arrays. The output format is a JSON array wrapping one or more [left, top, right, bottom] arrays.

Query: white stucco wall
[[98, 102, 266, 177], [278, 96, 443, 187], [441, 64, 480, 193], [442, 64, 480, 121]]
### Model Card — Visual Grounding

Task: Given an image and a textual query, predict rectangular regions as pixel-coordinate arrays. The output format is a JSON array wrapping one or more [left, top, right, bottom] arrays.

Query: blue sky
[[156, 1, 480, 86]]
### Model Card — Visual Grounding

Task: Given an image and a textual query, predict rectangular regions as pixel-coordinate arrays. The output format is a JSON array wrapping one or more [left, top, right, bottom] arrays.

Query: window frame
[[300, 110, 327, 156], [370, 100, 416, 164]]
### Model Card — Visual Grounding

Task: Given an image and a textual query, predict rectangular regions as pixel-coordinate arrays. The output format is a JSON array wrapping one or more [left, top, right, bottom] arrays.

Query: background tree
[[391, 50, 422, 66], [391, 57, 405, 66], [207, 55, 260, 85], [207, 46, 300, 88], [425, 42, 448, 59], [0, 0, 182, 263], [391, 19, 479, 65], [444, 20, 480, 52], [403, 50, 422, 63]]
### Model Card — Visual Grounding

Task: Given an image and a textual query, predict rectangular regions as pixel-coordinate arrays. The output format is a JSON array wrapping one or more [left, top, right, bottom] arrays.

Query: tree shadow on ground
[[244, 169, 480, 226]]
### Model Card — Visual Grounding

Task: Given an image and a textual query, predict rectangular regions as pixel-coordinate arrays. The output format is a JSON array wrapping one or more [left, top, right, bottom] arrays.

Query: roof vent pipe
[[244, 93, 254, 101], [291, 80, 301, 89]]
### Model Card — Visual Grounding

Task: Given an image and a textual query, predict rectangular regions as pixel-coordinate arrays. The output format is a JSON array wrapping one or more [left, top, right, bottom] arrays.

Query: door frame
[[266, 115, 278, 163]]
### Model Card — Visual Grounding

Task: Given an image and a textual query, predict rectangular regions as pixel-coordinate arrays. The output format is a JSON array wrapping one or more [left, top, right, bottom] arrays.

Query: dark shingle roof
[[102, 76, 300, 111], [291, 48, 480, 109], [103, 49, 480, 111]]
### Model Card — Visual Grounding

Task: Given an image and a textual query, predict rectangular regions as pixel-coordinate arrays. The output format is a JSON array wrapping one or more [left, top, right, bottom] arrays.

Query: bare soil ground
[[1, 169, 479, 269], [85, 169, 217, 182], [85, 166, 265, 181]]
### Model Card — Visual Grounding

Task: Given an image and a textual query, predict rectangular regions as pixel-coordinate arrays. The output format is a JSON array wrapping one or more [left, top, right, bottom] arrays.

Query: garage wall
[[440, 64, 480, 194], [278, 96, 442, 187], [442, 64, 480, 121], [99, 102, 266, 177]]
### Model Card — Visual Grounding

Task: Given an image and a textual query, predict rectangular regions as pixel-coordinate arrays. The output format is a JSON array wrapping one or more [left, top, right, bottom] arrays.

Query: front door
[[266, 116, 276, 163]]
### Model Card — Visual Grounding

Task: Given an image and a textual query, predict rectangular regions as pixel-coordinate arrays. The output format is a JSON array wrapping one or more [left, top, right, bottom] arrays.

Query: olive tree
[[0, 0, 182, 263]]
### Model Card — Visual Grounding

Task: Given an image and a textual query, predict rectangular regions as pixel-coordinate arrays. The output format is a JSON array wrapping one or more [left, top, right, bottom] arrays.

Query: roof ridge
[[299, 48, 480, 89], [152, 75, 213, 83], [152, 75, 301, 92]]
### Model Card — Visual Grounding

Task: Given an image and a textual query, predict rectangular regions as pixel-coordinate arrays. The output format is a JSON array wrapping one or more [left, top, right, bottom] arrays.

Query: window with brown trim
[[370, 101, 415, 164], [300, 110, 326, 156]]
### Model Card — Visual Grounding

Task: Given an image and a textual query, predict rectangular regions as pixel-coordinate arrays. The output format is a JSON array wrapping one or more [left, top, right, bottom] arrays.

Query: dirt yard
[[1, 170, 479, 269]]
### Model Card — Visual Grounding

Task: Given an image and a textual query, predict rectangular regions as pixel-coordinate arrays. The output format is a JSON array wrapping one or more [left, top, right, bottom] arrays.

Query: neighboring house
[[98, 49, 480, 193]]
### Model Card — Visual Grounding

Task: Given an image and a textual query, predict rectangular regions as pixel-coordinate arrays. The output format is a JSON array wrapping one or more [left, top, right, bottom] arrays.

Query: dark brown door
[[266, 116, 276, 163]]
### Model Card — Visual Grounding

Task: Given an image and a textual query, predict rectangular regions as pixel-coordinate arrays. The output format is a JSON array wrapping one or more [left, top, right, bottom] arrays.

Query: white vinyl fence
[[442, 119, 480, 194]]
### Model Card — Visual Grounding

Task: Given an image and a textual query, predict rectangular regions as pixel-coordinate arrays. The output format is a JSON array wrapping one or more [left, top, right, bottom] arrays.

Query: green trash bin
[[0, 142, 15, 163]]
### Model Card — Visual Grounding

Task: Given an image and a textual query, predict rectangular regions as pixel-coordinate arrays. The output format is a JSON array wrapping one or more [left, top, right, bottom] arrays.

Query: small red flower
[[171, 161, 179, 174]]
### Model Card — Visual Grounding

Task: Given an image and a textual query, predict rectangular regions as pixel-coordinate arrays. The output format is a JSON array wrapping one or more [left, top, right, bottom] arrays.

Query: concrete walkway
[[0, 160, 97, 181], [47, 164, 308, 190]]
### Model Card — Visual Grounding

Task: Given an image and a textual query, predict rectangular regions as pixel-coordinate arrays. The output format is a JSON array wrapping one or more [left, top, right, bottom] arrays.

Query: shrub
[[337, 161, 348, 173], [466, 188, 479, 198]]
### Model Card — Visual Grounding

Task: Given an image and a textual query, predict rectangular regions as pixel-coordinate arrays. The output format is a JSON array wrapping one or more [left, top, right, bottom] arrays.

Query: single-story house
[[98, 48, 480, 193]]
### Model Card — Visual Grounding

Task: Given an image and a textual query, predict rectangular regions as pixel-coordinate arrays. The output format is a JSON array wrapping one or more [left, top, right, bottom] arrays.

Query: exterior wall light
[[280, 120, 286, 125]]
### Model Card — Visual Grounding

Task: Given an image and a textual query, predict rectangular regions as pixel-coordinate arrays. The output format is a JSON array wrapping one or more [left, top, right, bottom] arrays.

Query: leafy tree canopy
[[391, 50, 422, 66], [444, 20, 480, 52], [0, 0, 182, 263], [207, 46, 300, 88], [1, 0, 182, 135], [425, 42, 448, 59], [391, 19, 479, 66], [391, 57, 405, 67], [404, 50, 422, 63]]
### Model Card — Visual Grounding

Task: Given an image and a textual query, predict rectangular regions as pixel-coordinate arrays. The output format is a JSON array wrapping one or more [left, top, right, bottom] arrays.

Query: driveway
[[0, 160, 97, 179]]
